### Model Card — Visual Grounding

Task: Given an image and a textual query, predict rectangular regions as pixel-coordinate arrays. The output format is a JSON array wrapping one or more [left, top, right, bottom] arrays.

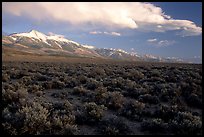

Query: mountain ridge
[[2, 30, 201, 64]]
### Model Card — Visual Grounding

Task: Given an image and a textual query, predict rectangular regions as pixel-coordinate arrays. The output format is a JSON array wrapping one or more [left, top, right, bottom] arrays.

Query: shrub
[[50, 113, 78, 135], [2, 74, 10, 82], [138, 94, 159, 104], [129, 69, 145, 80], [107, 92, 125, 109], [169, 111, 202, 135], [84, 102, 107, 122], [2, 88, 28, 103], [65, 77, 79, 88], [151, 69, 160, 77], [124, 87, 147, 99], [186, 93, 202, 108], [78, 75, 87, 84], [73, 86, 87, 95], [35, 74, 50, 81], [42, 81, 53, 89], [100, 115, 130, 135], [28, 84, 42, 93], [52, 80, 65, 89], [2, 89, 17, 103], [21, 76, 32, 85], [88, 67, 106, 78], [18, 101, 51, 134], [153, 105, 178, 122], [120, 100, 145, 121], [141, 118, 168, 134], [86, 78, 101, 90]]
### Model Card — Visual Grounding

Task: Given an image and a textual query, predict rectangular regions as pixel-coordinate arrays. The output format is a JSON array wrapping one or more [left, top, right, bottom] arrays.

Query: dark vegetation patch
[[2, 61, 202, 135]]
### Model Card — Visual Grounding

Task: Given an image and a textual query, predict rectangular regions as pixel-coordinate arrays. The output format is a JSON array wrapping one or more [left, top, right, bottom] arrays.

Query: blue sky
[[2, 2, 202, 59]]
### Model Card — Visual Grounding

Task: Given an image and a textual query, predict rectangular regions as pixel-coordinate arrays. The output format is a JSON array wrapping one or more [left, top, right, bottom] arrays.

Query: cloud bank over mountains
[[3, 2, 202, 36]]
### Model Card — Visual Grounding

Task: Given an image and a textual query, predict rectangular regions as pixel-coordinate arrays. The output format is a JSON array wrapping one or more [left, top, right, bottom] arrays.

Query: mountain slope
[[3, 30, 101, 58], [3, 30, 197, 63]]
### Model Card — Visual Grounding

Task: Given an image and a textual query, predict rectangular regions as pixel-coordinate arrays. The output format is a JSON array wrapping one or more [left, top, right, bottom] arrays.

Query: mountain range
[[2, 30, 201, 63]]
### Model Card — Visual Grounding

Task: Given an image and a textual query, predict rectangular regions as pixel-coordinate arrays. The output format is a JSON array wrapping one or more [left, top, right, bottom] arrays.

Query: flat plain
[[2, 56, 202, 135]]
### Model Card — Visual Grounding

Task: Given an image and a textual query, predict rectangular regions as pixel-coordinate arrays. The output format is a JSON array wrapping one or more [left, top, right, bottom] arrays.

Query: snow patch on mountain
[[10, 37, 17, 41], [55, 41, 62, 49], [11, 30, 80, 47]]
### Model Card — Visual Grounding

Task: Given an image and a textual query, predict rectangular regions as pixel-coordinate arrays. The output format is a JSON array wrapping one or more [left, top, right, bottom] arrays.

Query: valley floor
[[2, 60, 202, 135]]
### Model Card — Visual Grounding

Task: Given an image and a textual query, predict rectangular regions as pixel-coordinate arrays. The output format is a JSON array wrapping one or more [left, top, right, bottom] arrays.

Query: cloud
[[48, 32, 65, 38], [147, 38, 157, 42], [2, 2, 202, 36], [89, 31, 102, 34], [147, 38, 176, 47], [90, 31, 121, 36]]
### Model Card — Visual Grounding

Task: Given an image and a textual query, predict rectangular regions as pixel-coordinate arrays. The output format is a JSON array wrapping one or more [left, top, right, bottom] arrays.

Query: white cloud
[[90, 31, 121, 36], [3, 2, 202, 36], [48, 32, 65, 38], [147, 38, 157, 42], [147, 38, 175, 47], [110, 32, 121, 36], [158, 40, 176, 47], [89, 31, 102, 34]]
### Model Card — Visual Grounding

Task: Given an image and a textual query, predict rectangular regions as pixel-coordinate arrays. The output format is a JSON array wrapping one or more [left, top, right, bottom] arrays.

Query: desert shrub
[[186, 93, 202, 108], [52, 80, 65, 89], [106, 92, 125, 109], [120, 100, 145, 121], [65, 77, 79, 88], [169, 111, 202, 135], [2, 122, 18, 135], [50, 100, 75, 125], [86, 78, 101, 90], [153, 105, 178, 122], [3, 83, 15, 91], [51, 91, 68, 99], [21, 76, 33, 85], [78, 75, 87, 84], [128, 69, 145, 80], [89, 67, 106, 77], [9, 71, 22, 79], [85, 102, 107, 122], [16, 88, 28, 99], [50, 112, 78, 135], [124, 80, 141, 92], [28, 84, 43, 93], [35, 73, 50, 81], [100, 115, 130, 135], [165, 74, 177, 83], [94, 87, 108, 103], [141, 118, 168, 134], [2, 106, 24, 135], [73, 86, 87, 95], [151, 69, 160, 77], [2, 73, 10, 82], [149, 77, 165, 83], [2, 88, 28, 103], [17, 101, 51, 134], [2, 89, 17, 103], [42, 81, 53, 89], [138, 94, 159, 104], [124, 87, 147, 99]]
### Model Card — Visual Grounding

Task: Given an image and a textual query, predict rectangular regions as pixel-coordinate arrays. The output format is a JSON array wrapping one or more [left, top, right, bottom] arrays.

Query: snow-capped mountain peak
[[11, 29, 49, 44], [117, 49, 128, 54], [10, 30, 81, 46]]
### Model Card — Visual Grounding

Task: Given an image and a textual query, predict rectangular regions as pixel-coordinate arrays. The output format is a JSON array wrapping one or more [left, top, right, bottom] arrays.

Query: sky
[[2, 2, 202, 59]]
